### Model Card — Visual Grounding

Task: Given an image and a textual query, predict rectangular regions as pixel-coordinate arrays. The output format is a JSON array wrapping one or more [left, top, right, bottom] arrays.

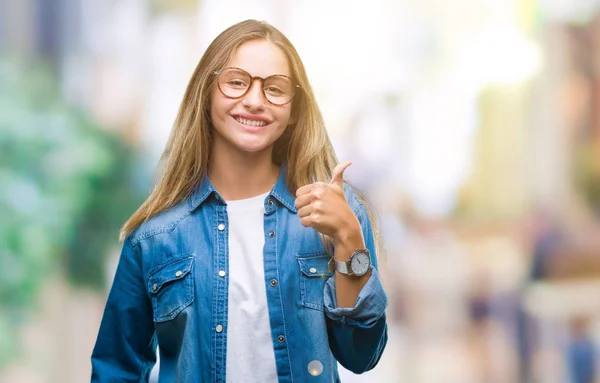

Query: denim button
[[309, 267, 317, 274], [270, 279, 277, 287], [269, 231, 275, 237], [218, 270, 226, 277], [216, 325, 223, 333], [218, 224, 225, 231], [268, 199, 274, 206], [277, 335, 285, 343], [175, 270, 182, 277], [308, 360, 323, 376], [152, 283, 158, 291]]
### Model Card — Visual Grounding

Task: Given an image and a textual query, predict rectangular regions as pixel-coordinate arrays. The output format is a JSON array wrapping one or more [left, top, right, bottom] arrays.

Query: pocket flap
[[297, 253, 333, 277], [148, 257, 194, 294]]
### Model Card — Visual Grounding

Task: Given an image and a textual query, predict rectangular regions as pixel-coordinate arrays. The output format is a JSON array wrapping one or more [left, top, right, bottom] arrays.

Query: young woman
[[91, 19, 388, 383]]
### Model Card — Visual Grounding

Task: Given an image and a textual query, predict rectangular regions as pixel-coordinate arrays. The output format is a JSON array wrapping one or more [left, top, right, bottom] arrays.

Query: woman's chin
[[233, 140, 274, 155]]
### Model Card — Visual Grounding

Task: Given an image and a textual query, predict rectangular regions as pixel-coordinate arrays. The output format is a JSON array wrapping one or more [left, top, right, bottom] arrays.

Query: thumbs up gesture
[[294, 161, 362, 243]]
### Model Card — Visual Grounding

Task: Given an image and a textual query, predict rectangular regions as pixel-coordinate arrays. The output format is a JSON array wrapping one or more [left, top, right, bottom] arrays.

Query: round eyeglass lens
[[217, 68, 295, 105], [218, 68, 251, 99], [263, 75, 294, 105]]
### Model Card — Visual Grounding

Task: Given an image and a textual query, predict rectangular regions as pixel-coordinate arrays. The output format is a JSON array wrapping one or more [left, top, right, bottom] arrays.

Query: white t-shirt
[[225, 192, 278, 383]]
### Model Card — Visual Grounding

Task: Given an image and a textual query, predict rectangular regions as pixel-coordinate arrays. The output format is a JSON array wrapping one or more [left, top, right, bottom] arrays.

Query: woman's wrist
[[332, 221, 365, 261]]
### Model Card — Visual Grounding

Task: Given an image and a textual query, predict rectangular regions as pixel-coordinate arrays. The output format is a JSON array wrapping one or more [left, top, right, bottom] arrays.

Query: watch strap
[[333, 259, 351, 274]]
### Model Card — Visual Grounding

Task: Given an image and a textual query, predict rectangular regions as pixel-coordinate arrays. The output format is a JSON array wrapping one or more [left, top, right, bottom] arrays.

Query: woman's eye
[[228, 80, 247, 87], [265, 86, 284, 95]]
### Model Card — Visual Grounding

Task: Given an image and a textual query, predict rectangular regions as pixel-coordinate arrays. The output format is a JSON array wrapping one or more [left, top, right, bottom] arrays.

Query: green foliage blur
[[0, 59, 146, 366]]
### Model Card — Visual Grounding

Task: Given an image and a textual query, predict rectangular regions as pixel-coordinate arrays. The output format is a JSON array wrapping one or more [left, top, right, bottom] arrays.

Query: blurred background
[[2, 0, 600, 382]]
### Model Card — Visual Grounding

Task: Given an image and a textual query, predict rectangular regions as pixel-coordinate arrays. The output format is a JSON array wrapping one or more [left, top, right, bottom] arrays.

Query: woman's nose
[[241, 80, 266, 110]]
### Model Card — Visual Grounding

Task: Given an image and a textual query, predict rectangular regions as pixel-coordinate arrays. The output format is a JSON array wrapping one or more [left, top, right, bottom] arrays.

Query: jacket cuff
[[323, 266, 388, 328]]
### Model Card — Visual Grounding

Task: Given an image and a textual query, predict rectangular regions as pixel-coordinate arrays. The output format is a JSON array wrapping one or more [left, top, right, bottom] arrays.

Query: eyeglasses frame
[[213, 67, 301, 106]]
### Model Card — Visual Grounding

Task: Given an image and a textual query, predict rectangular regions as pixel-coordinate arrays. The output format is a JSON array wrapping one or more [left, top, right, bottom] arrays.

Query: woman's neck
[[208, 147, 280, 201]]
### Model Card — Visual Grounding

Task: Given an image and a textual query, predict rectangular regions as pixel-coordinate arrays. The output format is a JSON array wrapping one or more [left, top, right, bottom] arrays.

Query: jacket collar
[[188, 163, 297, 213]]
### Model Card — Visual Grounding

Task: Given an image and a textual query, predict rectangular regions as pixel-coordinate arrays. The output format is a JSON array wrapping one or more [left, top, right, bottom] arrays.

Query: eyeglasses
[[214, 67, 301, 106]]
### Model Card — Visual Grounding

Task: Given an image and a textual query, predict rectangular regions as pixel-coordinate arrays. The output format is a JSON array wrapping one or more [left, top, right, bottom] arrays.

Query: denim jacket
[[91, 164, 388, 383]]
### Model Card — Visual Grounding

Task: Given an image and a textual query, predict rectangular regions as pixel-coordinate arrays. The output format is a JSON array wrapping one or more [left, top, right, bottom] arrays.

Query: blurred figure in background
[[568, 316, 597, 383]]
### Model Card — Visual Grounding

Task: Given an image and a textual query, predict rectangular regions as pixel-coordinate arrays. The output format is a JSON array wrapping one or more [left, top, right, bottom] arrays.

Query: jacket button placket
[[213, 203, 229, 383], [262, 205, 293, 379]]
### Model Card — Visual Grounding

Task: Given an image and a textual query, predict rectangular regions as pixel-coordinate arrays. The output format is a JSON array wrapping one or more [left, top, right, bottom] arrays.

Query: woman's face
[[210, 39, 293, 157]]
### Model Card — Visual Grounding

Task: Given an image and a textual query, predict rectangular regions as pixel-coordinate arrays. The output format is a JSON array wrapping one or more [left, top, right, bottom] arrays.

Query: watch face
[[350, 251, 370, 276]]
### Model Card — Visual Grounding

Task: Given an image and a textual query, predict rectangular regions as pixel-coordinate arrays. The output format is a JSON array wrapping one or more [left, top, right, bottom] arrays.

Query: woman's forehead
[[227, 40, 290, 78]]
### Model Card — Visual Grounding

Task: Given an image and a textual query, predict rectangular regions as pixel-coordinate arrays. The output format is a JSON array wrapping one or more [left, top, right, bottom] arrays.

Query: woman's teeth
[[236, 117, 267, 127]]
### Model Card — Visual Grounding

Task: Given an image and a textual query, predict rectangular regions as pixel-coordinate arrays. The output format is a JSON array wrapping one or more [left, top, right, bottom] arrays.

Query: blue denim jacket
[[91, 164, 388, 382]]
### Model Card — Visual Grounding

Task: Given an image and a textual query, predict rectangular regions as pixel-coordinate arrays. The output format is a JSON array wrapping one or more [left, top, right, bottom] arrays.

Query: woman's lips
[[232, 113, 272, 123], [231, 115, 271, 132], [235, 116, 268, 127]]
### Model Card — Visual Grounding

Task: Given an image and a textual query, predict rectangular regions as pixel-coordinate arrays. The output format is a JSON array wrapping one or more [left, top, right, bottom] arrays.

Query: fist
[[294, 161, 361, 241]]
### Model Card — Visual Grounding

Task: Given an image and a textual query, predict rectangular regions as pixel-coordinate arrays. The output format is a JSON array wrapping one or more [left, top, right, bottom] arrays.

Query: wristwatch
[[331, 249, 371, 277]]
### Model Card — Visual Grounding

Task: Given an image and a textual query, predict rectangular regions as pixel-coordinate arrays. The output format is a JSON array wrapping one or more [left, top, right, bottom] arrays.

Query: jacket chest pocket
[[148, 255, 195, 322], [297, 252, 334, 311]]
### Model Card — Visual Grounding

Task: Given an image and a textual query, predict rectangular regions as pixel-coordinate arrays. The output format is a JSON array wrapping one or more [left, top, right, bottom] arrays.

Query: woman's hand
[[294, 161, 363, 246]]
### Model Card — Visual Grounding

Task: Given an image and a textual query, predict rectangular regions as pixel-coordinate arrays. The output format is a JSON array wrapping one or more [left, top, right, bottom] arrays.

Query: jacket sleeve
[[91, 237, 157, 382], [323, 187, 388, 374]]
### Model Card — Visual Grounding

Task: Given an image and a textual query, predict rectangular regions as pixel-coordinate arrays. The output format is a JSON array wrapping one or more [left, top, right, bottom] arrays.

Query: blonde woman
[[91, 19, 388, 383]]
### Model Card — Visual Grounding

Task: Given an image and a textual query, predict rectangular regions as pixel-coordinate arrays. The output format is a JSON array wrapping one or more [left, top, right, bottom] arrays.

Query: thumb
[[330, 160, 352, 186]]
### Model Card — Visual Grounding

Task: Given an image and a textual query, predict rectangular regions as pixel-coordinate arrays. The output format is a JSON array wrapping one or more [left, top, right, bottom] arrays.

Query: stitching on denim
[[149, 258, 195, 322], [131, 210, 191, 246], [147, 254, 195, 278], [264, 193, 277, 216], [219, 205, 229, 382], [297, 253, 332, 311], [188, 186, 214, 211], [212, 206, 220, 383], [296, 250, 329, 259], [273, 208, 294, 382], [155, 294, 193, 322], [297, 257, 332, 276], [271, 189, 297, 213]]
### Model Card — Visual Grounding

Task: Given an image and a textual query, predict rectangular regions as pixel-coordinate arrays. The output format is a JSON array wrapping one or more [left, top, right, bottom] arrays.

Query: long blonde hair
[[120, 19, 379, 256]]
